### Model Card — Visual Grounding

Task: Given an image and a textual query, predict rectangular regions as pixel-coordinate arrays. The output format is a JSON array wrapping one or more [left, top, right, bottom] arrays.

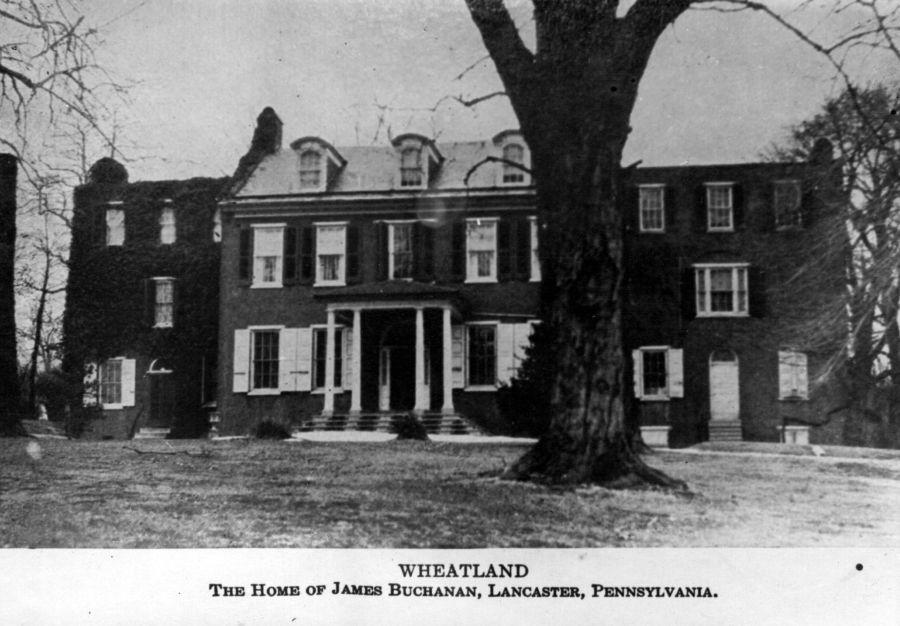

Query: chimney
[[0, 154, 22, 421], [229, 107, 283, 194]]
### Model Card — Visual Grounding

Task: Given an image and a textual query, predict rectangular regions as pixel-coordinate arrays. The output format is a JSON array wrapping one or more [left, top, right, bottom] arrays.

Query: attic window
[[501, 144, 525, 184], [400, 147, 423, 187], [299, 150, 323, 189]]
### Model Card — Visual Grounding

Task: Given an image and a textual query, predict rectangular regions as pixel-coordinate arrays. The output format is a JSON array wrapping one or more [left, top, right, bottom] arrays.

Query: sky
[[73, 0, 897, 180]]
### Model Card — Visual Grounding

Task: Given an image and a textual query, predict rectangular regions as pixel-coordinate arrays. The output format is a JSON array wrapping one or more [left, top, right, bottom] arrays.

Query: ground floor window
[[313, 327, 343, 390], [641, 349, 667, 397], [467, 325, 496, 386], [633, 346, 684, 400], [251, 330, 280, 390], [99, 359, 123, 405]]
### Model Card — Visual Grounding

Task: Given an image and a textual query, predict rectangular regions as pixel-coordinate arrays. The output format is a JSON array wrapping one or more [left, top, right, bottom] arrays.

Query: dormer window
[[502, 144, 525, 184], [299, 150, 323, 189], [400, 147, 423, 187]]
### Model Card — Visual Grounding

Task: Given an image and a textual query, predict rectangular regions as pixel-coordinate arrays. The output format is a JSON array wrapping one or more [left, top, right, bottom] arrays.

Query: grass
[[1, 438, 898, 547]]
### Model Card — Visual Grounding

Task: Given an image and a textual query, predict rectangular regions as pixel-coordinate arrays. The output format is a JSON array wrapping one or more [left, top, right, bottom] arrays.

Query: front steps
[[134, 427, 170, 440], [297, 412, 481, 435], [708, 420, 743, 442]]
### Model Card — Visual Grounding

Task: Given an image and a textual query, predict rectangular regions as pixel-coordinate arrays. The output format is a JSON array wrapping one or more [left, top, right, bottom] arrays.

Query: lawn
[[1, 437, 898, 547]]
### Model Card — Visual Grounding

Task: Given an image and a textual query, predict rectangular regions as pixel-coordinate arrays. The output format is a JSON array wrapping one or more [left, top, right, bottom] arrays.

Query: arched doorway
[[709, 349, 739, 421], [147, 358, 175, 429]]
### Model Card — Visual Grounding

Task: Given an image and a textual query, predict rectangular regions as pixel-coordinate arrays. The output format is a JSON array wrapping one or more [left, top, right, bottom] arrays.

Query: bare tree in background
[[461, 0, 900, 486]]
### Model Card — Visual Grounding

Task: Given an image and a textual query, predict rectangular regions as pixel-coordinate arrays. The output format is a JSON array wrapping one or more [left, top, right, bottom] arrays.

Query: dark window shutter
[[695, 185, 707, 233], [94, 208, 106, 246], [171, 278, 180, 326], [375, 222, 388, 280], [497, 219, 512, 280], [238, 228, 252, 281], [451, 221, 465, 280], [624, 185, 639, 233], [515, 217, 531, 279], [749, 266, 766, 318], [299, 226, 314, 284], [420, 223, 434, 278], [732, 184, 744, 230], [346, 223, 360, 283], [144, 279, 155, 326], [664, 186, 677, 232], [800, 186, 814, 227], [283, 226, 298, 283], [681, 267, 696, 321], [760, 184, 776, 232]]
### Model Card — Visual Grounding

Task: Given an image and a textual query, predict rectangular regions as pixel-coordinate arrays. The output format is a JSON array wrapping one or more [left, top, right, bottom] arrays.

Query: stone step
[[295, 413, 481, 436], [134, 428, 170, 439]]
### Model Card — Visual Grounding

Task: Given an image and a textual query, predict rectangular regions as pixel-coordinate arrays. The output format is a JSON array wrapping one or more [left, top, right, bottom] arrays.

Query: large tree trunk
[[0, 154, 25, 436]]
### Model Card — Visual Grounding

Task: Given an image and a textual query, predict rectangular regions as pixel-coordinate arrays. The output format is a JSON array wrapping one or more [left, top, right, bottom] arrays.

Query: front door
[[709, 350, 739, 421], [148, 373, 175, 428], [389, 345, 415, 411]]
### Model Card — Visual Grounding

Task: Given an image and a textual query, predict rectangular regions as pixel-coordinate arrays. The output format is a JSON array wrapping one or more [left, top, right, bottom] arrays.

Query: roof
[[312, 280, 459, 301]]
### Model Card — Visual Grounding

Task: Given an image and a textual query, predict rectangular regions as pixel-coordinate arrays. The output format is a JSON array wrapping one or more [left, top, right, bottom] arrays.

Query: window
[[251, 330, 279, 390], [153, 278, 174, 328], [159, 207, 176, 244], [706, 184, 734, 231], [774, 180, 802, 228], [389, 222, 414, 279], [695, 264, 749, 316], [400, 147, 423, 187], [99, 359, 123, 406], [466, 219, 497, 282], [106, 209, 124, 246], [252, 225, 284, 287], [529, 217, 541, 281], [639, 185, 665, 232], [299, 150, 322, 189], [778, 350, 809, 400], [501, 144, 525, 184], [315, 224, 346, 285], [467, 325, 496, 387], [312, 327, 344, 390], [212, 209, 222, 242], [632, 347, 684, 400]]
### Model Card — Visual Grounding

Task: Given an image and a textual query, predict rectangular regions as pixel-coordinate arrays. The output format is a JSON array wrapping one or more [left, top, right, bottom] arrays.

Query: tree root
[[123, 445, 212, 458]]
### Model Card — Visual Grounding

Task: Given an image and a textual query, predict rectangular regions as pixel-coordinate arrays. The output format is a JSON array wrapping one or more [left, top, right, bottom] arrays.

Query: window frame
[[465, 322, 498, 390], [99, 358, 124, 408], [314, 221, 347, 287], [311, 325, 345, 393], [638, 184, 666, 233], [400, 146, 424, 188], [500, 143, 526, 185], [774, 179, 802, 229], [152, 277, 175, 329], [637, 347, 669, 400], [159, 206, 176, 245], [299, 149, 324, 191], [250, 224, 285, 289], [106, 208, 125, 246], [529, 216, 541, 282], [694, 263, 750, 317], [465, 218, 498, 284], [705, 183, 735, 232], [249, 328, 281, 394], [387, 220, 416, 280]]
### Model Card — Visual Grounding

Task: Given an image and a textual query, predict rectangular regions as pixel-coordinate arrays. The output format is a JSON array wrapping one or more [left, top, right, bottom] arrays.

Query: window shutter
[[93, 208, 106, 247], [232, 329, 250, 392], [497, 219, 512, 280], [238, 228, 252, 281], [681, 266, 696, 320], [624, 184, 639, 232], [632, 349, 644, 399], [279, 328, 300, 392], [695, 185, 707, 232], [749, 266, 767, 318], [283, 226, 298, 283], [451, 221, 465, 280], [376, 222, 388, 280], [346, 224, 360, 283], [513, 322, 533, 377], [171, 278, 179, 327], [297, 328, 313, 391], [144, 279, 155, 327], [421, 224, 434, 278], [664, 186, 677, 232], [451, 325, 465, 388], [299, 226, 314, 284], [83, 361, 98, 406], [121, 359, 136, 407], [515, 218, 530, 279], [343, 327, 353, 384], [668, 348, 684, 398], [496, 323, 516, 384], [779, 351, 809, 400], [732, 184, 744, 230]]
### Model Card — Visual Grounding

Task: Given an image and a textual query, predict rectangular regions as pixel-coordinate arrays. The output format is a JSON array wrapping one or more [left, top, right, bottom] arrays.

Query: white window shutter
[[668, 348, 684, 398], [632, 349, 643, 400], [451, 325, 465, 388], [296, 328, 313, 391], [83, 362, 98, 406], [779, 351, 808, 400], [121, 359, 136, 407], [232, 329, 250, 392], [496, 323, 516, 385], [343, 327, 353, 385], [279, 328, 299, 392], [795, 352, 809, 400], [513, 323, 534, 378]]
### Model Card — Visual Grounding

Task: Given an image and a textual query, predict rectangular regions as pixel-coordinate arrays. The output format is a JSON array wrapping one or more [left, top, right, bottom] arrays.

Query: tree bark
[[0, 154, 25, 436]]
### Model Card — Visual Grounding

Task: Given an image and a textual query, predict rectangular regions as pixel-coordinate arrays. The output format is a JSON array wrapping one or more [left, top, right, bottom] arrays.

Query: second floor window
[[501, 144, 525, 184], [252, 226, 284, 287], [389, 223, 414, 279], [316, 224, 346, 285], [400, 147, 423, 187], [251, 330, 279, 390], [706, 184, 734, 231], [639, 185, 665, 232], [774, 180, 802, 228], [467, 325, 496, 387], [299, 150, 322, 189], [159, 207, 176, 244], [466, 219, 497, 282], [530, 217, 541, 281], [153, 278, 174, 328], [212, 209, 222, 242], [695, 264, 748, 317], [106, 209, 125, 246]]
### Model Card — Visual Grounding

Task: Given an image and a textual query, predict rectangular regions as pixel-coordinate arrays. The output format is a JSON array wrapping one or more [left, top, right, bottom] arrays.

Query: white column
[[414, 307, 427, 414], [350, 308, 362, 415], [441, 307, 455, 414], [323, 309, 336, 415]]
